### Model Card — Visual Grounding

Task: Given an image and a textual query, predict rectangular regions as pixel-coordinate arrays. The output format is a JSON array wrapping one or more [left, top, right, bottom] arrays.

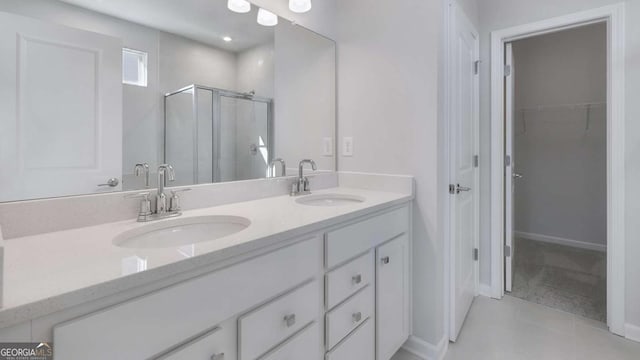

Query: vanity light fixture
[[223, 36, 233, 42], [289, 0, 312, 13], [227, 0, 251, 13], [257, 8, 278, 26]]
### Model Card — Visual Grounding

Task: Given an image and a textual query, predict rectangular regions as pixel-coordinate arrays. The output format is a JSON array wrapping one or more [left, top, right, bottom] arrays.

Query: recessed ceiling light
[[223, 36, 233, 42], [289, 0, 312, 13], [227, 0, 251, 13], [257, 8, 278, 27]]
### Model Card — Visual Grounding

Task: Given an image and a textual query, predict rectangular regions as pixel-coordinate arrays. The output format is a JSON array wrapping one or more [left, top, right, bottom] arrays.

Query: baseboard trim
[[478, 283, 493, 298], [402, 335, 448, 360], [625, 323, 640, 343], [514, 231, 606, 252]]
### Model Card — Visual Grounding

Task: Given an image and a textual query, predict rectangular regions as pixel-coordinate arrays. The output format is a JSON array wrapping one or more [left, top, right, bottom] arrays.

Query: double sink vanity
[[0, 1, 413, 358], [0, 173, 414, 360]]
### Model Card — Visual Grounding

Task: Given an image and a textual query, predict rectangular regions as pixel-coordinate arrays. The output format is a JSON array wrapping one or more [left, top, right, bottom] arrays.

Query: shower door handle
[[513, 173, 523, 179]]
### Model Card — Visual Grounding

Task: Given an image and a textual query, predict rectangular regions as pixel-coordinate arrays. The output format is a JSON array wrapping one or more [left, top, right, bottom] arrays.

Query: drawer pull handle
[[352, 312, 363, 323], [211, 353, 225, 360], [381, 256, 390, 265], [284, 314, 296, 327], [352, 274, 362, 285]]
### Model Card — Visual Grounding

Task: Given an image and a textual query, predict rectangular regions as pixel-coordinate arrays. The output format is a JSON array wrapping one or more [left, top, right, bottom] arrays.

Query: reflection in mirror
[[0, 0, 335, 202]]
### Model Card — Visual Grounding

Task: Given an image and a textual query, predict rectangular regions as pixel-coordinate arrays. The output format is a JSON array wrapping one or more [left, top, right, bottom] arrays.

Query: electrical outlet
[[322, 137, 333, 156], [343, 137, 354, 157]]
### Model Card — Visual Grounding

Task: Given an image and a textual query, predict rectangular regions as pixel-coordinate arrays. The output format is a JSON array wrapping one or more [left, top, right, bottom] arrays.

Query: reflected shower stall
[[164, 85, 273, 186]]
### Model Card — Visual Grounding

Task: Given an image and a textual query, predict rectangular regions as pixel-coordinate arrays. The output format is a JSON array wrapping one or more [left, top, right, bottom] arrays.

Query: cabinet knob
[[352, 274, 362, 285], [352, 312, 363, 323], [284, 314, 296, 327], [381, 256, 390, 265], [211, 353, 225, 360]]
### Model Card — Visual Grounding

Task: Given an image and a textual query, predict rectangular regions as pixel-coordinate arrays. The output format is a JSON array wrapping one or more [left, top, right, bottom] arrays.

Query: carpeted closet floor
[[510, 237, 607, 322]]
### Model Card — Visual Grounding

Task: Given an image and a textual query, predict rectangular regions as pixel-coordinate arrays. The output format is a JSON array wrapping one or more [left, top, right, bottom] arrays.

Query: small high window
[[122, 48, 147, 87]]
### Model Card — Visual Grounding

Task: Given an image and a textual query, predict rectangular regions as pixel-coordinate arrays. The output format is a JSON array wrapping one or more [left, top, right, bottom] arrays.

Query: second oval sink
[[295, 194, 365, 207], [114, 215, 251, 249]]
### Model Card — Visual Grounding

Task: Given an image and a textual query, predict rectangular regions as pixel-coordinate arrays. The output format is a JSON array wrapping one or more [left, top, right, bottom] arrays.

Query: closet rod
[[517, 101, 605, 112]]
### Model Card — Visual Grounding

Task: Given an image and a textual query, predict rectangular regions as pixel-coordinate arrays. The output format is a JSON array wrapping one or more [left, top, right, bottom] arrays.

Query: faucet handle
[[125, 192, 152, 221], [169, 188, 191, 212]]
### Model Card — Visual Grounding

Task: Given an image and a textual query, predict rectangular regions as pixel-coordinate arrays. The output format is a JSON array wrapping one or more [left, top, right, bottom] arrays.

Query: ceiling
[[59, 0, 276, 52]]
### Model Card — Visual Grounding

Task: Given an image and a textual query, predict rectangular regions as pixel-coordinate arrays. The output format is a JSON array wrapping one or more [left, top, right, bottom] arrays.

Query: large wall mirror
[[0, 0, 336, 202]]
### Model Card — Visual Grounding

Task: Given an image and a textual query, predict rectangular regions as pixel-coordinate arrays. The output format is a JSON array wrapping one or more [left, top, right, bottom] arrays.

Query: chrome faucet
[[291, 159, 317, 196], [134, 163, 150, 188], [268, 158, 287, 178], [127, 164, 189, 222], [156, 164, 175, 215]]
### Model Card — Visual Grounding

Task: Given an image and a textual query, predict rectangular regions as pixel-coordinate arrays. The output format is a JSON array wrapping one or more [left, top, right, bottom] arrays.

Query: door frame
[[444, 0, 480, 342], [489, 3, 626, 335]]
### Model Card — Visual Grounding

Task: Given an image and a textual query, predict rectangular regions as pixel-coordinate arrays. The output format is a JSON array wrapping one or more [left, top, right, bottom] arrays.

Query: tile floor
[[392, 295, 640, 360], [511, 237, 606, 322]]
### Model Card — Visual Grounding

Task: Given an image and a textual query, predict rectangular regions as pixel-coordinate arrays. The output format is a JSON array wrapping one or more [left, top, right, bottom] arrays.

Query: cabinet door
[[376, 234, 409, 360]]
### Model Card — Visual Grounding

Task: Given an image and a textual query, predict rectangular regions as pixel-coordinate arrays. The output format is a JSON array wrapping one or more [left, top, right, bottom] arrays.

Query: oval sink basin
[[295, 193, 365, 207], [114, 215, 251, 249]]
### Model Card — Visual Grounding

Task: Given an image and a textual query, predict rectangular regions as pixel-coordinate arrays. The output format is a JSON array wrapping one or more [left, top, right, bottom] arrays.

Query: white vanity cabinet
[[45, 204, 410, 360], [324, 206, 410, 360]]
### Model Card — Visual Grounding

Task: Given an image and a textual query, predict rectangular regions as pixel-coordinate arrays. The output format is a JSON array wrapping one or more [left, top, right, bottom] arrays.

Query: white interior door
[[504, 43, 515, 292], [449, 2, 480, 342], [0, 12, 122, 202]]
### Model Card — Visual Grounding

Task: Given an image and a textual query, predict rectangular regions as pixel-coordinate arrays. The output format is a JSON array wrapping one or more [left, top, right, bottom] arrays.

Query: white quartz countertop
[[0, 187, 412, 328]]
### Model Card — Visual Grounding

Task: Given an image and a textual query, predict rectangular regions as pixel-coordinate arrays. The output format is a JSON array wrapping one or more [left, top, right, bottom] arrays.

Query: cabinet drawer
[[325, 319, 374, 360], [54, 237, 321, 360], [239, 280, 320, 360], [325, 206, 408, 268], [325, 252, 373, 310], [155, 318, 235, 360], [325, 285, 373, 350], [259, 322, 321, 360]]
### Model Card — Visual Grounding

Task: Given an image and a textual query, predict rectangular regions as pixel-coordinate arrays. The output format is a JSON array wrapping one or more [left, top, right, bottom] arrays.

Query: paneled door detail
[[0, 12, 122, 201]]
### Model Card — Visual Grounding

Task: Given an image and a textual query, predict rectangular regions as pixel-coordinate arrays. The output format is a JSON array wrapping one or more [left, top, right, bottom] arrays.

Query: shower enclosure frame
[[164, 84, 274, 184]]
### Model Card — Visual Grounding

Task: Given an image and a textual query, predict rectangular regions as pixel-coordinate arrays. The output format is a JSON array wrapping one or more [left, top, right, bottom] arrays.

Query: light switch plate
[[343, 137, 354, 157], [322, 137, 333, 156]]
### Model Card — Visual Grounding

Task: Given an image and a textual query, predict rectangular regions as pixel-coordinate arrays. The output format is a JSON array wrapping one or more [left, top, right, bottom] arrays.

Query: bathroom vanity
[[0, 177, 413, 360]]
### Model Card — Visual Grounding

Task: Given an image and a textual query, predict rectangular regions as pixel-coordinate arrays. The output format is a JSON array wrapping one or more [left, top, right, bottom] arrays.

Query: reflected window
[[122, 48, 148, 87]]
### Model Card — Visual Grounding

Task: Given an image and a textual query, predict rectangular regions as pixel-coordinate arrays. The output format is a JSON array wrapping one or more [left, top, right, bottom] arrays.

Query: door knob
[[97, 178, 119, 187]]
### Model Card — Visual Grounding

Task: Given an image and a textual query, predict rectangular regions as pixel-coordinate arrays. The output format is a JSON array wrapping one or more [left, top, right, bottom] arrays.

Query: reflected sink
[[114, 215, 251, 249], [295, 193, 365, 207]]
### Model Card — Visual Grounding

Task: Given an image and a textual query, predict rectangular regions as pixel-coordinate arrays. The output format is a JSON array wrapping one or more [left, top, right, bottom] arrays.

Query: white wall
[[513, 24, 607, 247], [336, 0, 446, 346], [478, 0, 640, 333]]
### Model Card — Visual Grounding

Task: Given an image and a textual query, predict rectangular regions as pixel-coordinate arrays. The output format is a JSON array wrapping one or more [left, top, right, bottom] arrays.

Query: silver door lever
[[98, 178, 119, 187], [455, 184, 471, 193]]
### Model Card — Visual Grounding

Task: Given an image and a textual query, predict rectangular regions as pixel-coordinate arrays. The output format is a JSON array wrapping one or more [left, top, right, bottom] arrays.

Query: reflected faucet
[[268, 158, 287, 178], [156, 164, 175, 215], [291, 159, 317, 196], [134, 163, 150, 188]]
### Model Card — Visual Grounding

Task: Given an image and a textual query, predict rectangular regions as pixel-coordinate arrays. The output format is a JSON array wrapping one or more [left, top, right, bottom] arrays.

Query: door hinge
[[504, 64, 512, 77], [505, 155, 511, 167], [505, 245, 512, 257], [473, 155, 479, 168], [473, 248, 479, 261], [449, 184, 456, 195], [474, 60, 480, 75]]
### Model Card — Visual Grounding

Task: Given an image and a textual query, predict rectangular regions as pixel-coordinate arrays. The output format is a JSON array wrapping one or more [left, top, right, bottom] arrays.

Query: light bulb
[[227, 0, 251, 13], [289, 0, 312, 13], [223, 36, 232, 42], [257, 8, 278, 27]]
